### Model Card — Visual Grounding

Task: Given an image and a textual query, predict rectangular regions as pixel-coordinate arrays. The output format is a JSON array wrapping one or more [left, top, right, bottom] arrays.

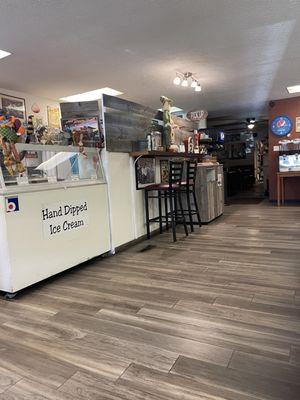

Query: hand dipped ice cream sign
[[42, 200, 88, 237], [187, 110, 208, 121], [270, 116, 293, 137]]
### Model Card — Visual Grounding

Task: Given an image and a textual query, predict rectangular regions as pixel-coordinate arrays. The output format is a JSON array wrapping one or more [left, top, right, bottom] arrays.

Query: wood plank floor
[[0, 201, 300, 399]]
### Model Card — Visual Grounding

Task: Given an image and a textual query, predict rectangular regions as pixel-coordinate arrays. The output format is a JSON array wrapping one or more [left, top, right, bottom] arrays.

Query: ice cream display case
[[0, 144, 111, 297], [0, 143, 105, 190]]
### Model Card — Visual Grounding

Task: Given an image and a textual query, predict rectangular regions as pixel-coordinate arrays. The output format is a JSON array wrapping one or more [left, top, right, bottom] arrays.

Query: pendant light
[[181, 78, 189, 87], [173, 75, 181, 85]]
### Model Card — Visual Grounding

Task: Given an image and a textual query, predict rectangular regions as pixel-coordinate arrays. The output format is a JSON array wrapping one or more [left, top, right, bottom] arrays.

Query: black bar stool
[[181, 160, 202, 232], [144, 161, 189, 242]]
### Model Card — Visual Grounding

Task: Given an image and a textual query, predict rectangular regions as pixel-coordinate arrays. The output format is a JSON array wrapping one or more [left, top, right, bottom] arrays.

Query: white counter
[[0, 182, 111, 294]]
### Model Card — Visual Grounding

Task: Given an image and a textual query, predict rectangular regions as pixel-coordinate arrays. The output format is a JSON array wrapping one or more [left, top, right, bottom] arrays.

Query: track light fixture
[[173, 72, 202, 92], [246, 117, 255, 130]]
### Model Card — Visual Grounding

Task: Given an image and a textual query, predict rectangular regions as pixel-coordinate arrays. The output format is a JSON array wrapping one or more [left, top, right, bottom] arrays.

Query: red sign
[[187, 110, 208, 121]]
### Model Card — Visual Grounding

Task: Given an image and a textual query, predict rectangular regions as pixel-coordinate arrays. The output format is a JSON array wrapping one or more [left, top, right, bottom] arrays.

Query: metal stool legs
[[158, 190, 163, 234], [178, 190, 189, 237], [169, 189, 177, 242], [186, 186, 194, 232], [192, 188, 202, 227], [145, 189, 151, 239], [164, 192, 169, 231]]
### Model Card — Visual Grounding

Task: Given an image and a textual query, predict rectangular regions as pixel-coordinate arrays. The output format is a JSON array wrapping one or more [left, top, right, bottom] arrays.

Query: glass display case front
[[0, 143, 105, 191], [279, 154, 300, 172]]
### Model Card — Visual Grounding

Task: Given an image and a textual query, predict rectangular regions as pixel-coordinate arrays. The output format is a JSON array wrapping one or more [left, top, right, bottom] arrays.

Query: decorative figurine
[[160, 96, 175, 150], [193, 130, 200, 153], [188, 136, 194, 153], [72, 128, 87, 157], [0, 111, 26, 175]]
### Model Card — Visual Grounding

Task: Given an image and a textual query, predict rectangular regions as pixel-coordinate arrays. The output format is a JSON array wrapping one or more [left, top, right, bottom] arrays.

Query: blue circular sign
[[270, 116, 293, 137]]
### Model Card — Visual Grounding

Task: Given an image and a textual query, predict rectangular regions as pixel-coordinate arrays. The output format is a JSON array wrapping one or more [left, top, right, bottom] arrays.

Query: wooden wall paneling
[[60, 101, 100, 119], [103, 95, 163, 153], [103, 95, 162, 120], [102, 95, 193, 152]]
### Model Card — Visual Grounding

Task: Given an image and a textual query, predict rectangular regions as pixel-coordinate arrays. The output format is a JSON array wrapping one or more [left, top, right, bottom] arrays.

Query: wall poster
[[135, 157, 156, 190], [0, 94, 26, 123], [47, 106, 61, 129], [160, 160, 169, 184]]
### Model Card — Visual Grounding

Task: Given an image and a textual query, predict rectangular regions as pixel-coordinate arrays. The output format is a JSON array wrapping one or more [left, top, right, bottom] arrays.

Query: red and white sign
[[187, 110, 208, 121]]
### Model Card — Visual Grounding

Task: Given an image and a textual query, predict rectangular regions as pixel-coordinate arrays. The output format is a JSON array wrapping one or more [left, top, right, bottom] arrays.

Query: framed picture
[[0, 94, 26, 122], [296, 116, 300, 133], [62, 116, 104, 148], [135, 157, 156, 189], [160, 160, 169, 184], [47, 106, 61, 129]]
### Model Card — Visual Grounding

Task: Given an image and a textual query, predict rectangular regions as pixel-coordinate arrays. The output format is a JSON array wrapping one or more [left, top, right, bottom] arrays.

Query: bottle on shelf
[[146, 132, 152, 151]]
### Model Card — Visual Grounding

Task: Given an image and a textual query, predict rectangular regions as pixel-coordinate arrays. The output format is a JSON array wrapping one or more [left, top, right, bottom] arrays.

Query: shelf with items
[[274, 141, 300, 152]]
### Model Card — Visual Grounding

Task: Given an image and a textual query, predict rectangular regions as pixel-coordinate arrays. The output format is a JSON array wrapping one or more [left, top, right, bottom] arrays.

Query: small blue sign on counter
[[6, 196, 19, 213], [270, 116, 293, 137]]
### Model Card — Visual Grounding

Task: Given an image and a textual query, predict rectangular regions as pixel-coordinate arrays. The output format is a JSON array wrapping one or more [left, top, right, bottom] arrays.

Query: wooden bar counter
[[277, 171, 300, 206], [131, 150, 224, 223], [130, 151, 203, 159]]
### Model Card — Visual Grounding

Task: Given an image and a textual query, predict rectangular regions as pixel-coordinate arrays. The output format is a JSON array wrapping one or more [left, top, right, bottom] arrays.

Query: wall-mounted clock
[[270, 116, 293, 137]]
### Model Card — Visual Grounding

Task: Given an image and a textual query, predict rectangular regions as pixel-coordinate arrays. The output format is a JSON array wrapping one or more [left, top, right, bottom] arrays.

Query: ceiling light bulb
[[0, 49, 11, 60], [181, 79, 188, 87], [191, 80, 197, 88], [287, 85, 300, 94], [194, 84, 202, 92], [173, 76, 181, 85], [60, 87, 123, 102]]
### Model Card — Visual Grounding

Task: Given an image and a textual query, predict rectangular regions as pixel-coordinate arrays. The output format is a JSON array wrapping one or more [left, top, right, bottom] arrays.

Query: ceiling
[[1, 0, 300, 117]]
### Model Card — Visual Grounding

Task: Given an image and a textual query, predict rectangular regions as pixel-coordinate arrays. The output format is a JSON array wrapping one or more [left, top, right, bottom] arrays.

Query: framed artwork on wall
[[135, 157, 156, 189], [296, 116, 300, 133], [0, 94, 26, 122], [47, 106, 61, 129], [160, 159, 169, 184], [62, 116, 104, 148]]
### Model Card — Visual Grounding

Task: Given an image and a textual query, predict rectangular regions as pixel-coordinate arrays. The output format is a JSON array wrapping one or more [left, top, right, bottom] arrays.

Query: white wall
[[104, 151, 159, 249], [106, 152, 135, 248], [0, 87, 59, 124]]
